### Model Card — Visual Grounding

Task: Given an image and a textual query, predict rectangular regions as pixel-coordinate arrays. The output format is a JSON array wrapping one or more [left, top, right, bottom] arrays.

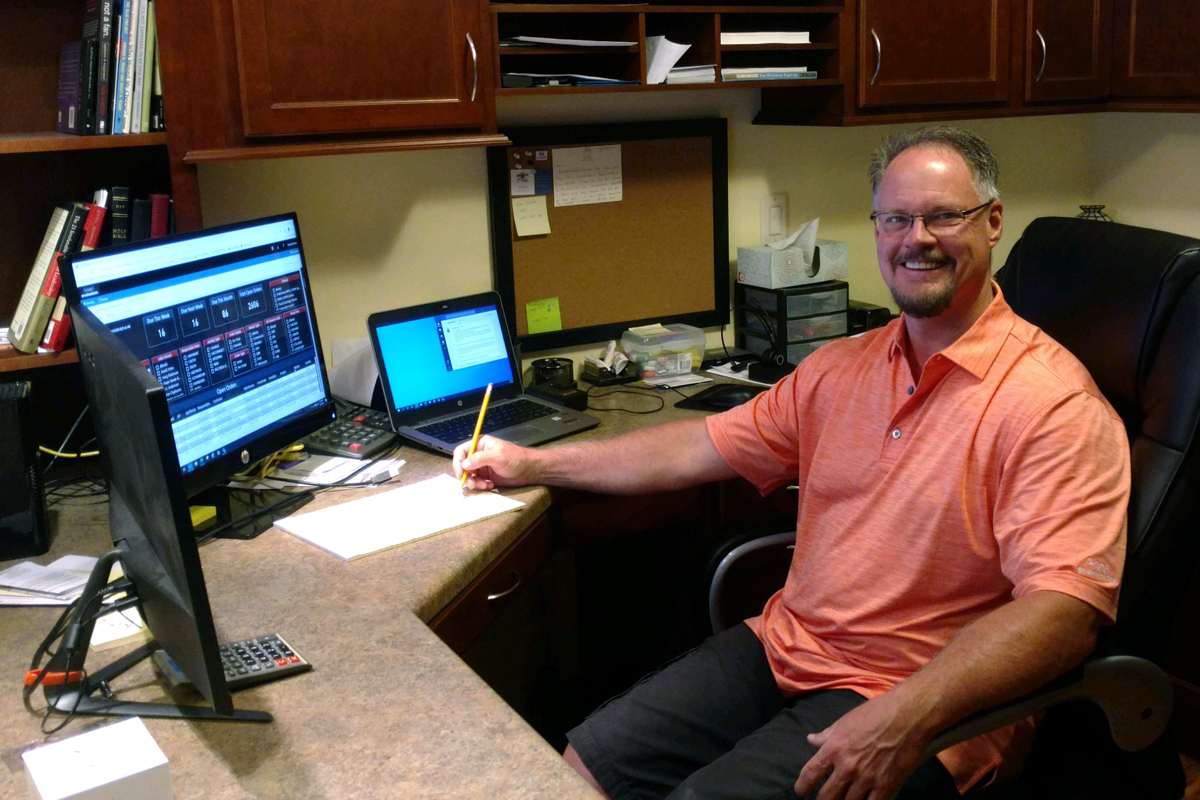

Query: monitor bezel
[[60, 212, 336, 499]]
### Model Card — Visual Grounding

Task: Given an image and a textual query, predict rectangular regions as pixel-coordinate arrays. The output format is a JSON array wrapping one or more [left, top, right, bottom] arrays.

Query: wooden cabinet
[[857, 0, 1010, 108], [1024, 0, 1112, 103], [232, 0, 491, 137], [1111, 0, 1200, 98], [0, 0, 179, 374]]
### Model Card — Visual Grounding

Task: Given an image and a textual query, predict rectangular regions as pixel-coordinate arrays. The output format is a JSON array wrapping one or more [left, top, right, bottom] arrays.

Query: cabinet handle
[[1034, 29, 1047, 83], [466, 33, 479, 102], [486, 569, 522, 601], [870, 29, 882, 86]]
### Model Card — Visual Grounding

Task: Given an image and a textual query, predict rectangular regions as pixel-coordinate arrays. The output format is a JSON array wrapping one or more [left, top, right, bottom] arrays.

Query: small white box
[[23, 717, 172, 800], [620, 323, 705, 378], [736, 239, 849, 289]]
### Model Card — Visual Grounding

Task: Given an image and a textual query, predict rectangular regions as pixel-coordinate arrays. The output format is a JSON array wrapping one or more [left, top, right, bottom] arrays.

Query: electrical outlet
[[760, 193, 788, 245]]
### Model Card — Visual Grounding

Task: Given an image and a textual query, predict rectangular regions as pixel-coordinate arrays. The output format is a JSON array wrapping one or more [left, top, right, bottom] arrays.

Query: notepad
[[275, 474, 526, 560]]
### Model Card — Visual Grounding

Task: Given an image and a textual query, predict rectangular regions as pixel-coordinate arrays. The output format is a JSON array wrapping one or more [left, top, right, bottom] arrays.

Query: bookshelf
[[0, 0, 182, 373], [491, 3, 845, 93]]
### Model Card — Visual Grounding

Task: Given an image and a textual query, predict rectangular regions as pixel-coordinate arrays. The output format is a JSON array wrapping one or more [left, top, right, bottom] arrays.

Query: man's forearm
[[525, 418, 738, 495], [891, 590, 1102, 743]]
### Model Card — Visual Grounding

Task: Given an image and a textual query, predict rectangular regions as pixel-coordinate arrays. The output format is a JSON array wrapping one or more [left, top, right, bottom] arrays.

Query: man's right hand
[[453, 435, 537, 490]]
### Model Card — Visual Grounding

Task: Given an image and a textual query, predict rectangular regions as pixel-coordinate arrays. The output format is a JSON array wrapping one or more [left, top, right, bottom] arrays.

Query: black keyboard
[[300, 399, 397, 459], [416, 398, 556, 444], [220, 633, 312, 692]]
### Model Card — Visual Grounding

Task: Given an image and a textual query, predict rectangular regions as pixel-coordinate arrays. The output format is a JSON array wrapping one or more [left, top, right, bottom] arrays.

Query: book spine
[[148, 192, 169, 238], [14, 204, 88, 354], [139, 2, 156, 133], [80, 0, 101, 134], [95, 0, 115, 134], [80, 203, 108, 251], [130, 0, 149, 134], [56, 43, 82, 135], [149, 33, 164, 131], [721, 71, 817, 81], [119, 0, 138, 134], [10, 207, 71, 352], [112, 6, 128, 134], [130, 197, 152, 241], [108, 186, 132, 245], [41, 296, 73, 352]]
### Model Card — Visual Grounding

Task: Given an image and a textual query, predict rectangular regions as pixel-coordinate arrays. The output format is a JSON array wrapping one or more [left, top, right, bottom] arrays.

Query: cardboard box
[[23, 717, 171, 800], [736, 239, 848, 289]]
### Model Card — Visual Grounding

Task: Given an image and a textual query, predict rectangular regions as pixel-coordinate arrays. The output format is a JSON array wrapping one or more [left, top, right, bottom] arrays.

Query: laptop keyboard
[[416, 398, 556, 444]]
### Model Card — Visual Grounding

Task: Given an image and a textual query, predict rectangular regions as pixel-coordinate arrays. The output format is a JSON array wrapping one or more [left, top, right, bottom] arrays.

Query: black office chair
[[707, 217, 1200, 799]]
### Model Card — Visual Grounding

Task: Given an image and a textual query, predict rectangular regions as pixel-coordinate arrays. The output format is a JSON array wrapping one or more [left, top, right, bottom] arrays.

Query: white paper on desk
[[276, 474, 526, 561], [229, 455, 406, 490], [90, 606, 151, 651], [706, 363, 775, 387], [330, 338, 379, 407], [646, 36, 691, 84], [643, 373, 712, 388], [553, 145, 622, 207], [0, 561, 89, 598]]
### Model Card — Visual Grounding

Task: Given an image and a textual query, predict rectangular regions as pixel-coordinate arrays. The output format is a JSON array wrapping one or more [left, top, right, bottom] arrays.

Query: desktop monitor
[[42, 305, 267, 721], [60, 213, 335, 532]]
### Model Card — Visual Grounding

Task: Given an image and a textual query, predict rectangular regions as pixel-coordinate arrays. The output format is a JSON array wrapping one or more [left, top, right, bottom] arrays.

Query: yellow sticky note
[[526, 297, 562, 334], [512, 195, 551, 237]]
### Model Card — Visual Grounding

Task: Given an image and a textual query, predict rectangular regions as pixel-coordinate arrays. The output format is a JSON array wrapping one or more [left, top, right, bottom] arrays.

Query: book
[[131, 0, 149, 134], [130, 197, 152, 241], [40, 296, 72, 352], [111, 4, 128, 133], [149, 32, 164, 131], [80, 0, 102, 134], [139, 2, 156, 133], [720, 31, 810, 45], [95, 0, 117, 134], [56, 43, 82, 134], [148, 192, 169, 237], [80, 201, 108, 251], [9, 204, 86, 354], [108, 186, 132, 245], [721, 68, 816, 81]]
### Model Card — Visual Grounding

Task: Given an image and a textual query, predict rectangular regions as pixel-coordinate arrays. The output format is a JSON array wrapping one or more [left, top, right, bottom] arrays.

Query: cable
[[38, 446, 100, 459], [41, 406, 92, 477], [585, 385, 666, 414]]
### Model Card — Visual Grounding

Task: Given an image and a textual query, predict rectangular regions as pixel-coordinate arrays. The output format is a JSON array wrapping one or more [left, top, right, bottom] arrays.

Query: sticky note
[[512, 195, 551, 237], [526, 297, 562, 334]]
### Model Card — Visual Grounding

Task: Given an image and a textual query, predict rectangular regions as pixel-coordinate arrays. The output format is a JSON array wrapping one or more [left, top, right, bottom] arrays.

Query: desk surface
[[0, 383, 717, 799]]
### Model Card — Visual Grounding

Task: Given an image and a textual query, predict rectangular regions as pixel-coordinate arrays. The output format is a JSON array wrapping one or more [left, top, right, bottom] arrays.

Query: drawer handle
[[1034, 29, 1047, 83], [870, 28, 882, 86], [466, 33, 479, 102], [486, 570, 522, 601]]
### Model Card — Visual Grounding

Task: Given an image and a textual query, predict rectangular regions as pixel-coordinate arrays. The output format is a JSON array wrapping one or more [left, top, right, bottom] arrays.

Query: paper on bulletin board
[[510, 169, 536, 196], [526, 297, 562, 333], [553, 144, 622, 207], [512, 196, 551, 237]]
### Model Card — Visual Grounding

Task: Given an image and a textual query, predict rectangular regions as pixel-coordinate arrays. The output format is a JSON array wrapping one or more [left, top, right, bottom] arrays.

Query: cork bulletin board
[[487, 119, 729, 352]]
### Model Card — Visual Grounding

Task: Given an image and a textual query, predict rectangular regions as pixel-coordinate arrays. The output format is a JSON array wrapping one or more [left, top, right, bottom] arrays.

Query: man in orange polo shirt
[[455, 126, 1129, 800]]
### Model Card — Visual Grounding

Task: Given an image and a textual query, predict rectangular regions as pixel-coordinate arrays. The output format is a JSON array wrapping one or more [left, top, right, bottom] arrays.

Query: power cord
[[585, 385, 666, 414]]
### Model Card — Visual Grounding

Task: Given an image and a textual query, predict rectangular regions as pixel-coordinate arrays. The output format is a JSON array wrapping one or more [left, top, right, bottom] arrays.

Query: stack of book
[[56, 0, 165, 136], [721, 66, 816, 82], [666, 65, 717, 85], [720, 31, 811, 45], [6, 187, 171, 355]]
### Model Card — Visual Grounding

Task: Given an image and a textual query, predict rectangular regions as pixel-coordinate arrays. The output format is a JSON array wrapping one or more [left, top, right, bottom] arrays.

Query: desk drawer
[[430, 512, 552, 654]]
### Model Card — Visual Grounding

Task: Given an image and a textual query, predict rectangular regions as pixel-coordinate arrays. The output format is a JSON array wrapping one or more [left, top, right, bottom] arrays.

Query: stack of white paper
[[720, 31, 810, 45], [666, 64, 717, 84], [646, 36, 691, 84], [0, 560, 90, 606]]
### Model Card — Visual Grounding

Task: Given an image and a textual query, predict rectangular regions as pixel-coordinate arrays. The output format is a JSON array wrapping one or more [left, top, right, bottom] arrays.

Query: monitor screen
[[372, 300, 517, 414], [61, 214, 334, 496]]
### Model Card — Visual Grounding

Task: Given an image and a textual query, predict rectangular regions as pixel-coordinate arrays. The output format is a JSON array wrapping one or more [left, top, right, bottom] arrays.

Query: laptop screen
[[373, 301, 518, 414], [65, 215, 330, 477]]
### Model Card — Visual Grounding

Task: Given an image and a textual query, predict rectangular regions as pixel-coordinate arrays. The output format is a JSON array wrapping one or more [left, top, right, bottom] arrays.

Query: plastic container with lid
[[620, 323, 705, 378]]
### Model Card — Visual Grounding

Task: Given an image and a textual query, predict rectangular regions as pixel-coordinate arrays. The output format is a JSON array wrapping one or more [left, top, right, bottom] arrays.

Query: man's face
[[873, 146, 1003, 319]]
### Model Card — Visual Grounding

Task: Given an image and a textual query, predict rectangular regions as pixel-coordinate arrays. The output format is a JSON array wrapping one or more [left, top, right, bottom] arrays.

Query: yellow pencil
[[461, 383, 493, 487]]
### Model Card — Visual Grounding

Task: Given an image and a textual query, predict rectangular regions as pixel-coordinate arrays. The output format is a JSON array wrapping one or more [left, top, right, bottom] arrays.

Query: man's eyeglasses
[[870, 201, 994, 236]]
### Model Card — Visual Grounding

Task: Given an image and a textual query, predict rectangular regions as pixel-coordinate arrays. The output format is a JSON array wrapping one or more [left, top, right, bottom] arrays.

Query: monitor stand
[[191, 485, 314, 540], [33, 551, 271, 723]]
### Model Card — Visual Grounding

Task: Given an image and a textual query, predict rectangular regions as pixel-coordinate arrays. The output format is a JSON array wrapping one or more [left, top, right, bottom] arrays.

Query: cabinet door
[[1026, 0, 1112, 102], [858, 0, 1010, 108], [1112, 0, 1200, 97], [232, 0, 488, 136]]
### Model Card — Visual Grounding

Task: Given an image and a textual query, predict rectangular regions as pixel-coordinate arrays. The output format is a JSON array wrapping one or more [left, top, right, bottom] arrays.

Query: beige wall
[[198, 97, 1198, 378]]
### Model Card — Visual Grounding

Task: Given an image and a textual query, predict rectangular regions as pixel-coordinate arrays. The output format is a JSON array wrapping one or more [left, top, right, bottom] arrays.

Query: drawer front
[[430, 513, 552, 654]]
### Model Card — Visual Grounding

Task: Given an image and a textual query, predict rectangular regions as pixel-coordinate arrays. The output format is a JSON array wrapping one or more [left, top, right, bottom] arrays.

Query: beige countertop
[[0, 384, 720, 798]]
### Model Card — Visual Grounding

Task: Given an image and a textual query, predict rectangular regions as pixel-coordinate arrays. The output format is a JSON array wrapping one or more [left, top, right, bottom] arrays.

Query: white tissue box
[[23, 718, 172, 800], [736, 239, 848, 289]]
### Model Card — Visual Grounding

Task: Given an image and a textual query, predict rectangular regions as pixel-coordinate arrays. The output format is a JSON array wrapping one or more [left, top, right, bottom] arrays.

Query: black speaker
[[0, 381, 49, 560]]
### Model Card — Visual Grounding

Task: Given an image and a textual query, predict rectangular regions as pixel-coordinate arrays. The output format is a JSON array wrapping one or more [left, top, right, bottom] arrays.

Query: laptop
[[367, 292, 600, 455]]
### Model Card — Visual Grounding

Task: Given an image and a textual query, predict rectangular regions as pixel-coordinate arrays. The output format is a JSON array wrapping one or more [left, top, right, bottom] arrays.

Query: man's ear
[[986, 201, 1004, 249]]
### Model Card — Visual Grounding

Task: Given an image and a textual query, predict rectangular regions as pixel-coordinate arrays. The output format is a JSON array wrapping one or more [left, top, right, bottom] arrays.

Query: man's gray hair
[[868, 126, 1000, 203]]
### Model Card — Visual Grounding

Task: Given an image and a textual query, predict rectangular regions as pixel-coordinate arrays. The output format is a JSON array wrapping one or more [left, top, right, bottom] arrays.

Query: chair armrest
[[709, 531, 795, 633], [924, 655, 1174, 760]]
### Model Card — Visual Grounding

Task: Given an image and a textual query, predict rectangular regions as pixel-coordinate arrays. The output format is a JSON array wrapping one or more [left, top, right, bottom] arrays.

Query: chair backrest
[[996, 216, 1200, 662]]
